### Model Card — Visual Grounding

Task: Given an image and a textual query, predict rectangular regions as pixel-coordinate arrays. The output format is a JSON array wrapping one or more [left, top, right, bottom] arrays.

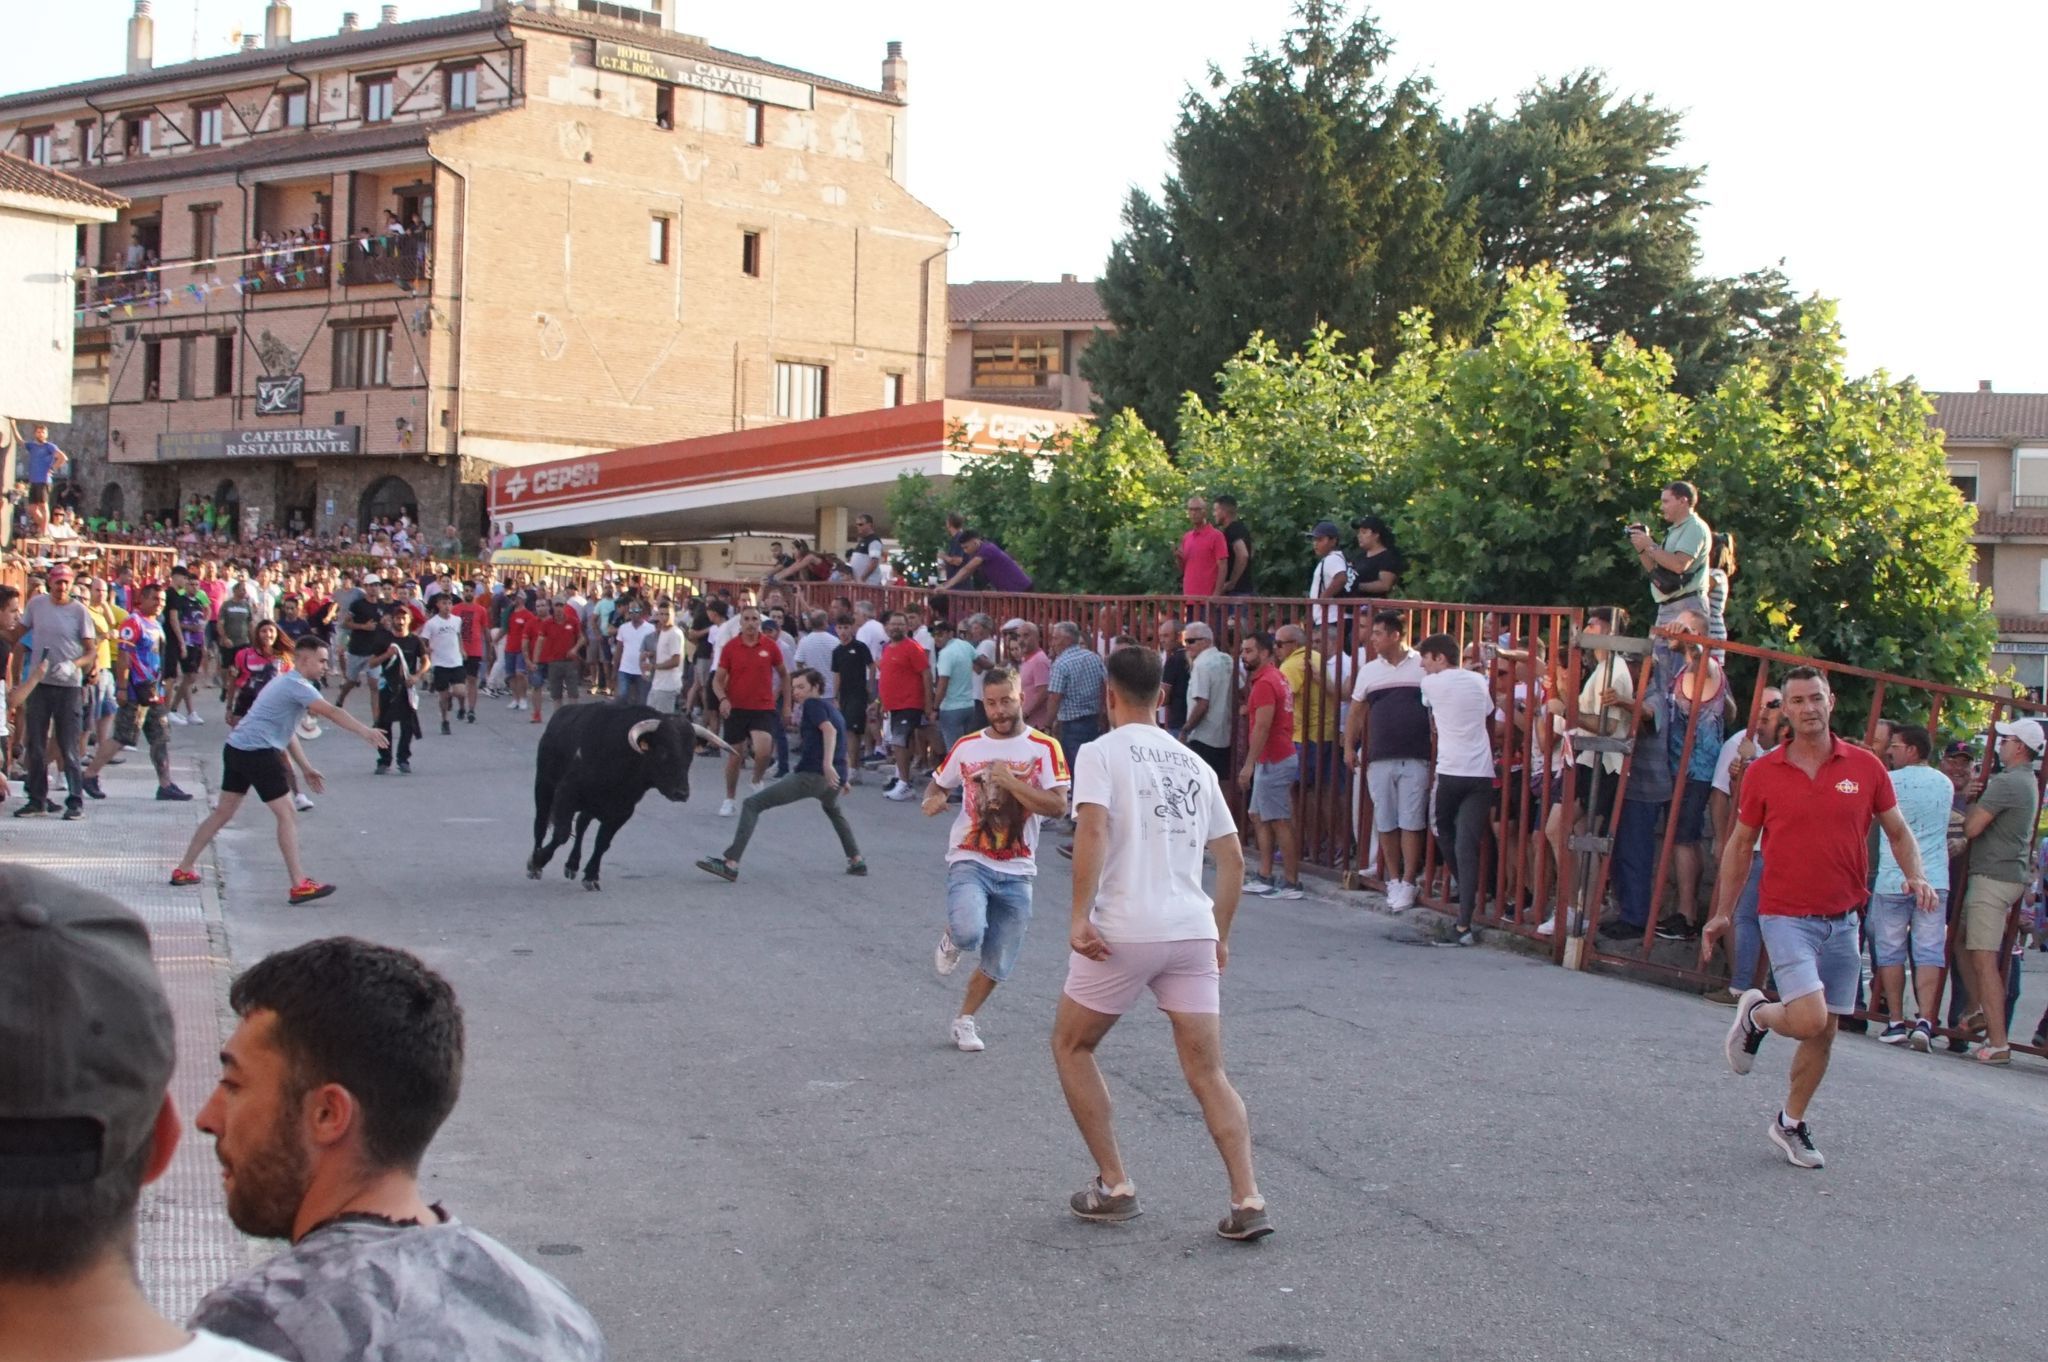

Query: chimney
[[340, 10, 359, 31], [126, 0, 154, 75], [241, 34, 258, 50], [379, 3, 399, 24], [882, 40, 908, 98], [1060, 273, 1077, 284], [1980, 379, 1994, 393], [265, 1, 291, 47]]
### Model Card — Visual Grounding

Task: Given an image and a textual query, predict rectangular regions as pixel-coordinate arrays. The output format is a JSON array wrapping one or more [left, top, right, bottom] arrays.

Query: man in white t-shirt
[[793, 610, 839, 697], [1418, 632, 1496, 945], [646, 600, 688, 714], [421, 593, 467, 735], [0, 866, 281, 1362], [611, 602, 656, 706], [1053, 644, 1270, 1241], [925, 668, 1071, 1053], [1306, 519, 1351, 628], [848, 512, 891, 584]]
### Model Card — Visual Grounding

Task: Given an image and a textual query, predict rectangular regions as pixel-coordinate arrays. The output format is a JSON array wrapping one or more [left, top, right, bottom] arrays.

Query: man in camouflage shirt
[[188, 938, 606, 1360]]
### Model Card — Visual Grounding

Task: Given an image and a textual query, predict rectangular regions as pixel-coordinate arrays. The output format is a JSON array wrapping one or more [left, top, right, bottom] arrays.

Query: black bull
[[527, 704, 734, 890]]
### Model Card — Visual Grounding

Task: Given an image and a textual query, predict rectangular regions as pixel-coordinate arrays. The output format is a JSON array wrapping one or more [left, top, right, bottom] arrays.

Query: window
[[75, 118, 98, 161], [190, 205, 218, 264], [648, 214, 671, 264], [1947, 461, 1979, 505], [741, 230, 761, 277], [142, 340, 162, 400], [971, 332, 1064, 388], [214, 335, 234, 398], [363, 78, 394, 123], [27, 128, 52, 165], [654, 84, 674, 130], [773, 361, 827, 421], [176, 337, 197, 400], [283, 87, 308, 128], [445, 66, 478, 112], [123, 114, 152, 156], [742, 100, 763, 146], [196, 105, 224, 147], [333, 325, 392, 389], [883, 373, 905, 407], [2016, 449, 2048, 509]]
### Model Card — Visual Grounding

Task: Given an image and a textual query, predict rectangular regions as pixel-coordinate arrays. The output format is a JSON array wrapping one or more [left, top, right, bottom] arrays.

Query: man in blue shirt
[[697, 667, 864, 881], [20, 423, 67, 536], [169, 636, 387, 904], [1869, 724, 1955, 1050]]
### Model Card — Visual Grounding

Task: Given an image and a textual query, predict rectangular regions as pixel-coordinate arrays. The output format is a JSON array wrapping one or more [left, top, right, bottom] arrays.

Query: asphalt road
[[183, 692, 2048, 1362]]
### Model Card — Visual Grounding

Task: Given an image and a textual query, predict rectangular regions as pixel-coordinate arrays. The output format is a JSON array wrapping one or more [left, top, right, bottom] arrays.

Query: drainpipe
[[284, 54, 318, 129], [915, 231, 957, 401], [234, 165, 251, 423]]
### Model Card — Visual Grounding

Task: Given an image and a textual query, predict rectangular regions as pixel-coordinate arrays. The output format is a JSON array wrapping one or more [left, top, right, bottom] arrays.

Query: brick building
[[0, 0, 946, 542]]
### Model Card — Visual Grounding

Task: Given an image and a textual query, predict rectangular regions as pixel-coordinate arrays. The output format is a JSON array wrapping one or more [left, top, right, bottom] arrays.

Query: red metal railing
[[8, 538, 178, 579]]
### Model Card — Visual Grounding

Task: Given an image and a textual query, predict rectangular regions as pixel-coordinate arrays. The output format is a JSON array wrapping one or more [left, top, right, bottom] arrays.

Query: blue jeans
[[1610, 798, 1668, 929], [1058, 713, 1101, 771], [1869, 889, 1948, 968], [615, 673, 650, 706], [944, 861, 1035, 983], [1730, 856, 1764, 991], [939, 706, 977, 753]]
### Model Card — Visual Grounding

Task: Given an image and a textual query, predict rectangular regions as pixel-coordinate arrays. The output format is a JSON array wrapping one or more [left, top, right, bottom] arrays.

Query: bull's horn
[[626, 718, 661, 752], [694, 722, 739, 754]]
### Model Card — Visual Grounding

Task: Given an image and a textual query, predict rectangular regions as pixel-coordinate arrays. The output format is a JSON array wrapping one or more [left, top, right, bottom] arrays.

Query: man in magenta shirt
[[1178, 496, 1228, 599]]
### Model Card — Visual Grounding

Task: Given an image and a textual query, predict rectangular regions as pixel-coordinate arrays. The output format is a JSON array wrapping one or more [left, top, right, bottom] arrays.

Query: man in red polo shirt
[[1177, 495, 1227, 600], [713, 604, 786, 817], [528, 598, 584, 726], [452, 584, 490, 723], [1702, 665, 1937, 1169], [502, 596, 539, 713]]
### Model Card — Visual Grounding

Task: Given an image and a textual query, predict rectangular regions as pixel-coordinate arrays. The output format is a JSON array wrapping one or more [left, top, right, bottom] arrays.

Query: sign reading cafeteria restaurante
[[156, 427, 362, 462], [593, 41, 814, 110]]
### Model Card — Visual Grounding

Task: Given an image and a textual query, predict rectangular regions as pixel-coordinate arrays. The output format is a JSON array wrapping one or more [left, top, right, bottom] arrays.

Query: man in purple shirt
[[944, 529, 1034, 593]]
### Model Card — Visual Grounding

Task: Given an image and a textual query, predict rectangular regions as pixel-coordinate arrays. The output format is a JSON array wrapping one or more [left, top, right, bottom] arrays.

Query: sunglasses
[[1764, 699, 1783, 709]]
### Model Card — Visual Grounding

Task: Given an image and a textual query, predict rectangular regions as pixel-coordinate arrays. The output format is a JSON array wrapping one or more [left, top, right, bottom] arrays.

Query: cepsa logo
[[504, 462, 603, 500]]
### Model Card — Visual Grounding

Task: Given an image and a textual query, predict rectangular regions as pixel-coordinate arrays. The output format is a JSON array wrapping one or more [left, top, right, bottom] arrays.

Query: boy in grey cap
[[0, 864, 277, 1361]]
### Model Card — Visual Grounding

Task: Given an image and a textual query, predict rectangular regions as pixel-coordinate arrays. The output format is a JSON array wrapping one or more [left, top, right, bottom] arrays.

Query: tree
[[1081, 0, 1485, 445], [1447, 71, 1702, 352], [1635, 264, 1806, 398]]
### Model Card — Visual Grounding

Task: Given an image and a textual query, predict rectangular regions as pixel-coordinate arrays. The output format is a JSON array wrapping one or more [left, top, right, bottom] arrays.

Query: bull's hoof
[[582, 878, 602, 892], [525, 860, 543, 880], [564, 863, 578, 879]]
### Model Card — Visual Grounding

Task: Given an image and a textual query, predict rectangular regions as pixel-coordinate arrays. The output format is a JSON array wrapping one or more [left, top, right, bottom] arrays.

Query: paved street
[[15, 697, 2048, 1361]]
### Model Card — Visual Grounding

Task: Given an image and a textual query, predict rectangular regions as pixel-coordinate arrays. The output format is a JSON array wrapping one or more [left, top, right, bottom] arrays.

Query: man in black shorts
[[163, 564, 212, 725], [170, 637, 386, 904], [830, 613, 874, 786], [421, 591, 467, 735], [712, 605, 787, 817]]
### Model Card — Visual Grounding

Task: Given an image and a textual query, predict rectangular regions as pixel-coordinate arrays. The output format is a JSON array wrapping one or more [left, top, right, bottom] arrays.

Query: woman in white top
[[1539, 606, 1634, 933]]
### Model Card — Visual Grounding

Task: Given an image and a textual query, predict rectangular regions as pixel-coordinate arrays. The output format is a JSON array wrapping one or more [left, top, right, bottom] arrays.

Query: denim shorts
[[1867, 890, 1947, 968], [1757, 911, 1862, 1014], [1366, 757, 1429, 833], [938, 706, 977, 752], [1250, 753, 1298, 822], [945, 860, 1034, 983]]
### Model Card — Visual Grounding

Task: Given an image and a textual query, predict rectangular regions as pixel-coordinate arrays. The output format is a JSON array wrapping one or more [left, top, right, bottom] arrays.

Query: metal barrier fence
[[9, 538, 178, 579]]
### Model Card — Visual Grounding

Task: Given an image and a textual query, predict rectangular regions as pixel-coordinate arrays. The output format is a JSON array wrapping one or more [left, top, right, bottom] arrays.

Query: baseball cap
[[45, 564, 73, 583], [1000, 617, 1029, 633], [1994, 718, 2047, 755], [362, 573, 380, 585], [0, 865, 174, 1188], [1306, 520, 1342, 539], [1943, 740, 1974, 759]]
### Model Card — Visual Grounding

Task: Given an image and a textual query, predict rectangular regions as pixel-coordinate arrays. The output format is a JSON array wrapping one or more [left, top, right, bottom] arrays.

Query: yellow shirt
[[1279, 648, 1339, 743], [86, 601, 126, 672]]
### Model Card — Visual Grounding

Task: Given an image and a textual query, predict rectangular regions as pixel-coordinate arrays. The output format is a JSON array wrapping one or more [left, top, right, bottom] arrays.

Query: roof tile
[[950, 279, 1107, 327], [1931, 391, 2048, 445], [0, 151, 127, 211]]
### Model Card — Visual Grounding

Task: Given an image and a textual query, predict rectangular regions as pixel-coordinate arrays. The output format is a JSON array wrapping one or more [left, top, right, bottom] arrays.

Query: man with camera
[[1628, 482, 1713, 630]]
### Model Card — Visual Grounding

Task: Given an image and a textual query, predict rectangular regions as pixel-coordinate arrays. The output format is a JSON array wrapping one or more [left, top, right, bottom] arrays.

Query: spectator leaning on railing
[[1345, 516, 1404, 600]]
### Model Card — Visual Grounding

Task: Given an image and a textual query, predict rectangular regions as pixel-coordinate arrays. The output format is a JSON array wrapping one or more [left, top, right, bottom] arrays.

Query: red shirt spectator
[[719, 634, 779, 710], [1244, 662, 1296, 765], [504, 605, 539, 655], [453, 599, 489, 658], [532, 615, 581, 665], [1180, 520, 1228, 597], [879, 637, 929, 712], [1737, 735, 1896, 917]]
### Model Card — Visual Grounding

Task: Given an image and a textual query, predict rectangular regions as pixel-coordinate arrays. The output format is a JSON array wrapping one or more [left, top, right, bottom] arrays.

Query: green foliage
[[1082, 0, 1485, 445]]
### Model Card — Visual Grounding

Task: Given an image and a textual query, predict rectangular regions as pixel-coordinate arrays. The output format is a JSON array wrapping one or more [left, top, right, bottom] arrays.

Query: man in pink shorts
[[1052, 645, 1271, 1241]]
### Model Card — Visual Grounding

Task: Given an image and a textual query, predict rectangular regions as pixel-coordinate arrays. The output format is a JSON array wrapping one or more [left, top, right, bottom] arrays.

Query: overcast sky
[[13, 0, 2044, 393]]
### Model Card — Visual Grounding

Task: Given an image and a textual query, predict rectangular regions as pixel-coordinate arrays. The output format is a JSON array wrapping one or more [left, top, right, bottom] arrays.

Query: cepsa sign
[[498, 462, 603, 503]]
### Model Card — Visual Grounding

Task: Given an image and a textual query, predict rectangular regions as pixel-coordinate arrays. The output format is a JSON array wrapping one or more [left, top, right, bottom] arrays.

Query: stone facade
[[0, 4, 944, 544]]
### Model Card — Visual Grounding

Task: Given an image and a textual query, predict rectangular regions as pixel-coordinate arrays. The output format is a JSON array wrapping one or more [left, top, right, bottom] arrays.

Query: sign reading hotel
[[594, 41, 814, 110], [156, 427, 362, 462]]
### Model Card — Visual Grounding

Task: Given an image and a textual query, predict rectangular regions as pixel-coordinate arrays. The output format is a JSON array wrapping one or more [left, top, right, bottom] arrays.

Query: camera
[[1625, 522, 1649, 538]]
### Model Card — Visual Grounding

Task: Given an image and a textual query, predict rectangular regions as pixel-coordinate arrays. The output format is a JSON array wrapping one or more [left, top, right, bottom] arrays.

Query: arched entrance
[[213, 480, 240, 539], [97, 482, 124, 523], [358, 475, 418, 533]]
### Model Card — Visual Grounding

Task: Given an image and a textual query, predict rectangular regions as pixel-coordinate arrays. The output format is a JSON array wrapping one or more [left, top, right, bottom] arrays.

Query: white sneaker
[[508, 699, 522, 710], [1535, 915, 1557, 937], [950, 1014, 985, 1052], [750, 779, 766, 795], [884, 782, 916, 802], [186, 713, 204, 725], [167, 711, 189, 726], [292, 793, 316, 812], [718, 798, 737, 817], [1386, 879, 1415, 910], [934, 929, 962, 976]]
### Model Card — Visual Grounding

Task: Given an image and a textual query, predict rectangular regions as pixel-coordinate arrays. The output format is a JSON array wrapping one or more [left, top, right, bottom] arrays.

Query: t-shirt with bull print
[[188, 1210, 607, 1362], [931, 726, 1070, 876]]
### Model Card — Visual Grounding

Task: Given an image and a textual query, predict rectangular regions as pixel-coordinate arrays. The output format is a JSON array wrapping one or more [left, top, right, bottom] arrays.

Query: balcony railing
[[72, 233, 431, 317]]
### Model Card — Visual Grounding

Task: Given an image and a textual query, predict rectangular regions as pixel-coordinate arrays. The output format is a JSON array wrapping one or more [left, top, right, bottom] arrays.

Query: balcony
[[337, 238, 429, 289]]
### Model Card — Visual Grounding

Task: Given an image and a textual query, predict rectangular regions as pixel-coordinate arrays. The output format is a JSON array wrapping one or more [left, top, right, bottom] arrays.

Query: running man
[[714, 605, 786, 816], [171, 637, 387, 904], [926, 667, 1070, 1052], [422, 592, 467, 734], [697, 667, 865, 881], [1053, 645, 1268, 1239], [80, 581, 191, 803], [1702, 666, 1937, 1168], [452, 581, 489, 721]]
